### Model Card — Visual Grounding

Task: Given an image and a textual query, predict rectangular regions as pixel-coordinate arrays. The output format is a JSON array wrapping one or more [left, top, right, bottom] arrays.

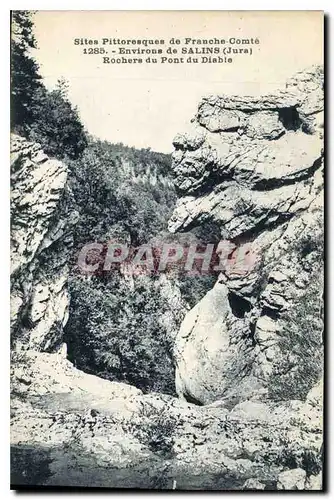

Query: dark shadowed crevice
[[261, 306, 280, 321], [278, 106, 301, 131], [228, 292, 252, 318], [183, 389, 204, 406], [249, 321, 257, 346], [253, 156, 323, 191], [231, 212, 294, 245]]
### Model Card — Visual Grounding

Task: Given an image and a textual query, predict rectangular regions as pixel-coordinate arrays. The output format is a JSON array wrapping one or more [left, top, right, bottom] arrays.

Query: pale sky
[[32, 11, 323, 153]]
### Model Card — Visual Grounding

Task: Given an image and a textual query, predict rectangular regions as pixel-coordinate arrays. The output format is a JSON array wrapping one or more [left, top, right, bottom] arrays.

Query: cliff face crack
[[252, 155, 323, 192], [228, 291, 252, 319], [278, 106, 301, 131], [230, 212, 294, 245]]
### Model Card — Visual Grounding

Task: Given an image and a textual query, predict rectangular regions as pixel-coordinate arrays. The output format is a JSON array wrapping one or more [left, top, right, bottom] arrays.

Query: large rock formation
[[11, 134, 77, 351], [10, 68, 324, 490], [170, 66, 324, 407]]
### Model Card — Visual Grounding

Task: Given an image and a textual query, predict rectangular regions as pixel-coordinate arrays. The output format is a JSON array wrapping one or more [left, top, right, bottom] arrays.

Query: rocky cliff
[[10, 134, 77, 351], [169, 66, 324, 407], [10, 67, 324, 490]]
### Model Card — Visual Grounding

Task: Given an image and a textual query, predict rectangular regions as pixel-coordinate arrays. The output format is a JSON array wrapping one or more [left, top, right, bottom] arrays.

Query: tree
[[11, 11, 42, 129], [28, 83, 87, 159]]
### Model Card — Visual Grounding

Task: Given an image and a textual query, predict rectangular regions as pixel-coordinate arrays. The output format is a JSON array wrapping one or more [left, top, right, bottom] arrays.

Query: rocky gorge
[[10, 66, 324, 490]]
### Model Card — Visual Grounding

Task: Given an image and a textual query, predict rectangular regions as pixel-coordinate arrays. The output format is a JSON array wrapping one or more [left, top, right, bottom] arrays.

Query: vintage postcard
[[10, 10, 324, 490]]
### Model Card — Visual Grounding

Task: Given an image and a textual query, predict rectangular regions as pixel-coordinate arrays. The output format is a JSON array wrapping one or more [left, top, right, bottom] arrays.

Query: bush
[[128, 403, 179, 457]]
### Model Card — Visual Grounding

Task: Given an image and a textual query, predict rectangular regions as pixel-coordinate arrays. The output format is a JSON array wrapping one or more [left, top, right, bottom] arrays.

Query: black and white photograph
[[10, 9, 324, 490]]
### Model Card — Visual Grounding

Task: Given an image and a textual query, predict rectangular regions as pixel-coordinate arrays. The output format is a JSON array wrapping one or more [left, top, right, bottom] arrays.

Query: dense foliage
[[64, 136, 219, 392], [27, 82, 87, 159], [66, 274, 178, 393], [269, 226, 324, 401], [67, 138, 176, 248], [65, 137, 183, 394], [11, 12, 87, 159], [11, 11, 42, 129]]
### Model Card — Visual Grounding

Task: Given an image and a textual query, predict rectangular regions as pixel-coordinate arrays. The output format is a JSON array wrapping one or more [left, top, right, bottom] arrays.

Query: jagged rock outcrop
[[169, 66, 324, 406], [11, 134, 77, 351]]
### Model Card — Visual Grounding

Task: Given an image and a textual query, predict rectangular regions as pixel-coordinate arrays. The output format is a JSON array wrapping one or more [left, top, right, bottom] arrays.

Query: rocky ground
[[10, 66, 324, 490], [11, 349, 323, 489]]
